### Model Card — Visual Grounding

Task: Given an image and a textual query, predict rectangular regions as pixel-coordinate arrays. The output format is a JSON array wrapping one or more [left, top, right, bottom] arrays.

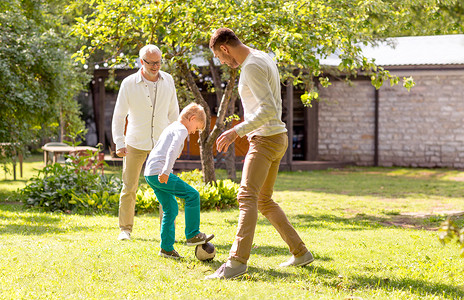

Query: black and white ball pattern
[[195, 242, 216, 261]]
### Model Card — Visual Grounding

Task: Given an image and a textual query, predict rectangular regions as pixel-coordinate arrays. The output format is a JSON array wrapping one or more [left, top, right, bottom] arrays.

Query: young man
[[112, 45, 179, 240], [206, 28, 314, 279], [144, 103, 214, 259]]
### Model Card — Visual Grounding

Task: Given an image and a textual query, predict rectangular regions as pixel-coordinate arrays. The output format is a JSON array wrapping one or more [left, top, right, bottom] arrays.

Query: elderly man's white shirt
[[112, 69, 179, 151]]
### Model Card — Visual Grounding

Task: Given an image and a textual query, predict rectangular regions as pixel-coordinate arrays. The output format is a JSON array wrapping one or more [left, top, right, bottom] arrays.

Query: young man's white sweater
[[234, 50, 287, 138]]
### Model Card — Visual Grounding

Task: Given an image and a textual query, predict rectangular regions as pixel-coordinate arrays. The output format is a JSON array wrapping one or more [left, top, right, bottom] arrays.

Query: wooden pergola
[[90, 68, 351, 171]]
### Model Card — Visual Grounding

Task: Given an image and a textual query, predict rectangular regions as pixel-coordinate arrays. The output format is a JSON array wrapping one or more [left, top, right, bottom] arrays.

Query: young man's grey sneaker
[[159, 248, 182, 260], [279, 250, 314, 267], [186, 232, 214, 246], [205, 260, 247, 280], [118, 231, 131, 241]]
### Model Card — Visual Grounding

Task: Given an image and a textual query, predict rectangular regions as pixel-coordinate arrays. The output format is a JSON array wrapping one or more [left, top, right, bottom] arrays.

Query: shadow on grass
[[344, 273, 464, 299], [201, 260, 329, 281], [0, 204, 90, 235], [134, 237, 160, 243], [201, 253, 463, 298], [254, 213, 444, 231], [0, 190, 21, 202], [196, 259, 307, 280], [244, 266, 301, 280], [0, 178, 29, 184], [0, 223, 91, 235], [254, 213, 383, 232], [198, 241, 333, 264], [275, 168, 464, 200]]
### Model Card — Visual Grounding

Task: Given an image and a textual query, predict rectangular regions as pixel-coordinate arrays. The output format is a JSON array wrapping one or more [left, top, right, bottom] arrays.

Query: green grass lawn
[[1, 155, 463, 299]]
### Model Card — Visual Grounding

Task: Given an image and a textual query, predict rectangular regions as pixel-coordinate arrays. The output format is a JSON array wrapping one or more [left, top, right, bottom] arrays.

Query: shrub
[[135, 186, 159, 214], [177, 169, 239, 210], [439, 216, 464, 257], [20, 157, 121, 214], [138, 169, 239, 211], [19, 162, 238, 215]]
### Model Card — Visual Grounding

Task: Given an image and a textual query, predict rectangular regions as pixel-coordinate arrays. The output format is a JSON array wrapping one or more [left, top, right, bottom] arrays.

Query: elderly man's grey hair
[[139, 44, 162, 59]]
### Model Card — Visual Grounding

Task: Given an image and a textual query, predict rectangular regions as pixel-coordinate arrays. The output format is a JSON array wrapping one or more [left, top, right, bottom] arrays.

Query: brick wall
[[318, 79, 376, 165], [317, 69, 464, 168]]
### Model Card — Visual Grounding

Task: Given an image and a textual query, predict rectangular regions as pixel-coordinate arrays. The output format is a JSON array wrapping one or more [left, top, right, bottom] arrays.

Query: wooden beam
[[98, 77, 106, 148], [285, 80, 294, 170], [374, 88, 379, 166], [305, 100, 319, 160]]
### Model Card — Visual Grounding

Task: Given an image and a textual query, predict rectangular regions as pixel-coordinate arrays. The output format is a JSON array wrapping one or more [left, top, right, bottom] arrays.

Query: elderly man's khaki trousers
[[119, 145, 151, 232]]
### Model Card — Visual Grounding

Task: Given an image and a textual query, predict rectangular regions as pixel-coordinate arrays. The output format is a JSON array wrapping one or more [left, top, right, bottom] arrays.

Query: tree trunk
[[199, 130, 216, 183], [179, 62, 215, 182], [59, 105, 64, 142], [224, 94, 237, 180], [209, 59, 236, 180], [179, 62, 237, 183]]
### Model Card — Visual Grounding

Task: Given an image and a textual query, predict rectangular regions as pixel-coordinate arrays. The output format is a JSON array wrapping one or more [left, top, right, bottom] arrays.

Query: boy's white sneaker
[[118, 231, 131, 241]]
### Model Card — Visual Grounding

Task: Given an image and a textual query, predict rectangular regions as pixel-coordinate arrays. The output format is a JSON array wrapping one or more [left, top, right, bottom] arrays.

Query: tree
[[365, 0, 464, 38], [0, 0, 88, 161], [72, 0, 240, 182], [71, 0, 460, 183], [439, 214, 464, 258]]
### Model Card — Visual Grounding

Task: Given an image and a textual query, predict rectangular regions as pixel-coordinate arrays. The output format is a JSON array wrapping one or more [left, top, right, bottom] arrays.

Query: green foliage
[[403, 76, 416, 91], [19, 157, 121, 214], [64, 129, 89, 147], [194, 179, 239, 210], [130, 169, 239, 211], [365, 0, 464, 38], [68, 0, 456, 114], [135, 186, 159, 214], [224, 114, 241, 125], [0, 0, 89, 150], [0, 143, 25, 179], [178, 169, 239, 210], [19, 164, 238, 214], [439, 216, 464, 258], [69, 0, 463, 183], [70, 190, 120, 215]]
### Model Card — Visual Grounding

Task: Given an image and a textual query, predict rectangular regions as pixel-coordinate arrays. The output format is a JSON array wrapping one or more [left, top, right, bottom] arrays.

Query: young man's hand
[[158, 173, 169, 184], [216, 128, 238, 152]]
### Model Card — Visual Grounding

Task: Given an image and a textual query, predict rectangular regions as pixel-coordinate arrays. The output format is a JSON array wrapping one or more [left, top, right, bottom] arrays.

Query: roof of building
[[321, 34, 464, 67]]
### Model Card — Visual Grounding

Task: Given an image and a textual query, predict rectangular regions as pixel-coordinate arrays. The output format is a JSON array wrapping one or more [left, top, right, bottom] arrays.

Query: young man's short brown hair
[[209, 28, 241, 50], [179, 102, 207, 131]]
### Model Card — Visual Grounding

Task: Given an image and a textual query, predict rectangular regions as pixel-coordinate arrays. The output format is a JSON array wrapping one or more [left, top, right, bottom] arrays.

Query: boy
[[144, 103, 214, 259]]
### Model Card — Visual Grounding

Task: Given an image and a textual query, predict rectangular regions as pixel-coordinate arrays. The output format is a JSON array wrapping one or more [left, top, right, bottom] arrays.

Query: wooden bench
[[42, 145, 104, 174]]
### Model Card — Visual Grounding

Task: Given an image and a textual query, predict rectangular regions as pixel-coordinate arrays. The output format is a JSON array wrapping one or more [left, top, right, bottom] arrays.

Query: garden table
[[41, 145, 99, 165]]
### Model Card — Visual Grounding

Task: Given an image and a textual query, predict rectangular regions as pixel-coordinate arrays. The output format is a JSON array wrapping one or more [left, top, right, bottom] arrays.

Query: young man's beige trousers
[[119, 145, 151, 232], [229, 133, 308, 264]]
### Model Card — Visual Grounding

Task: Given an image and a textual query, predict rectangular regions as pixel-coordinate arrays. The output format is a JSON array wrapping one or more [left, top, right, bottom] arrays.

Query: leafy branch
[[439, 213, 464, 258]]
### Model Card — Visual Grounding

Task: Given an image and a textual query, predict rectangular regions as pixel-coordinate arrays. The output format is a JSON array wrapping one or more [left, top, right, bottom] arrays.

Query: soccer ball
[[195, 242, 216, 261]]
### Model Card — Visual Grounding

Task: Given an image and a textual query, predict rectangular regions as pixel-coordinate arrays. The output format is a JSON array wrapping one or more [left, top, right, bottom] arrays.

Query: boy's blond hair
[[179, 103, 207, 131]]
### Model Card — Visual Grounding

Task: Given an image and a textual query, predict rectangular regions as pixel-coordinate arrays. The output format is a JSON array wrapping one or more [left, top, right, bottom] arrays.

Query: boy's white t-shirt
[[144, 121, 187, 176]]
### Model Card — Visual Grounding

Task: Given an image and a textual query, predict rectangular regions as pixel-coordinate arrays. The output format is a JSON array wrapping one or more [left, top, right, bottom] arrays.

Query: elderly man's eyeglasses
[[142, 58, 162, 66]]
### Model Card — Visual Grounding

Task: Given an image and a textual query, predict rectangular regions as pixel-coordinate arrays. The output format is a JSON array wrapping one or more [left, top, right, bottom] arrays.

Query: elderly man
[[112, 45, 179, 240]]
